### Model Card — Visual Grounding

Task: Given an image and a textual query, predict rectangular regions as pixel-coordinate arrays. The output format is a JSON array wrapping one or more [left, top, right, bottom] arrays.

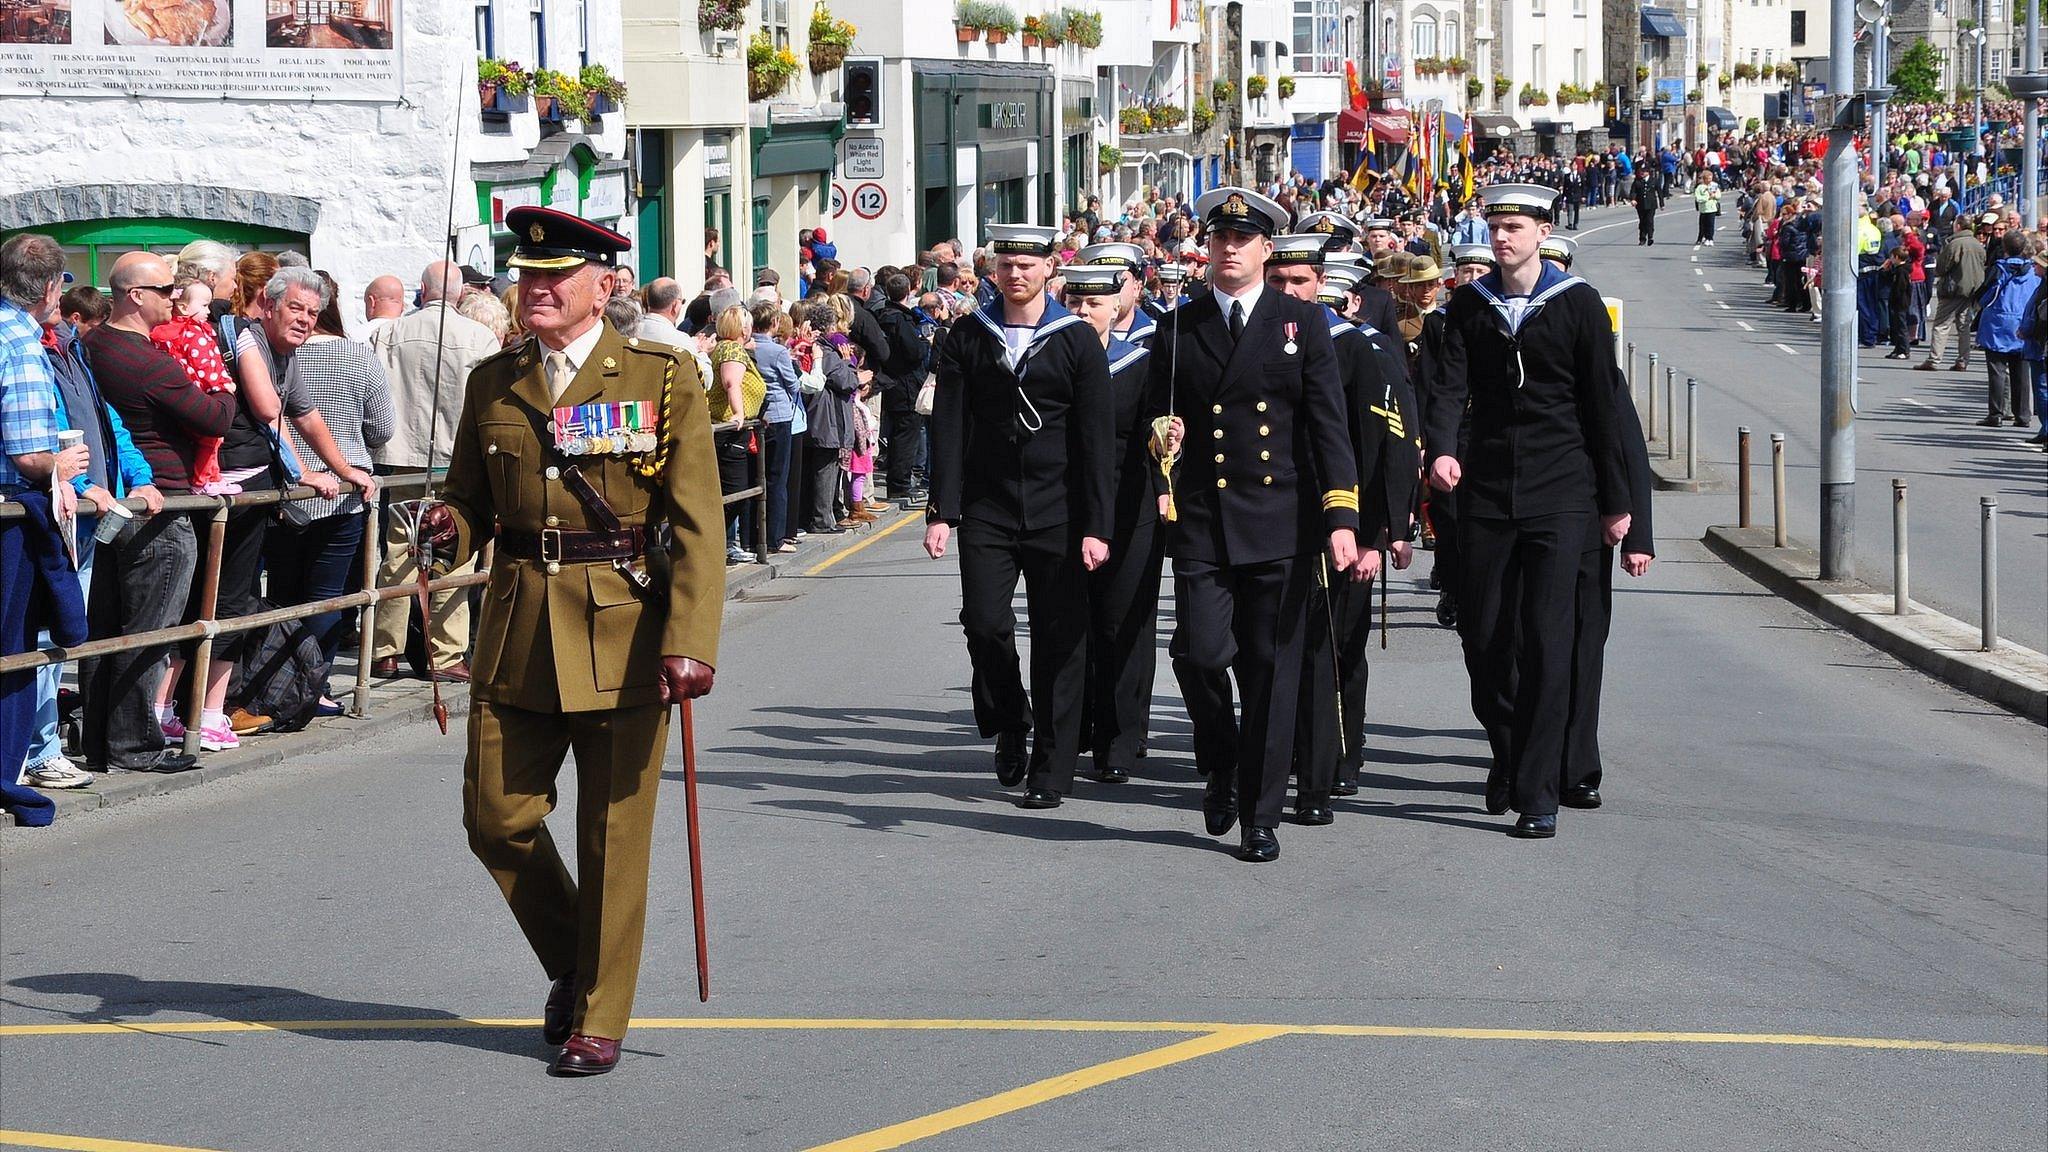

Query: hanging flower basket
[[698, 0, 748, 33]]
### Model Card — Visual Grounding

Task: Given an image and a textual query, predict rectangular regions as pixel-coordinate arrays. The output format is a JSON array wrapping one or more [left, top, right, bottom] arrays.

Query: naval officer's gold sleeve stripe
[[1321, 488, 1360, 511]]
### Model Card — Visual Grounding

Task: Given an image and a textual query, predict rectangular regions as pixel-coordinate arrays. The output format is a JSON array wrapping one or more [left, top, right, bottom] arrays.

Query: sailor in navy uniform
[[924, 223, 1116, 809], [1427, 184, 1634, 839], [1449, 243, 1495, 287], [1264, 235, 1420, 821], [1152, 263, 1193, 312], [1058, 265, 1164, 784], [1144, 187, 1367, 862], [1538, 234, 1578, 271], [1077, 242, 1159, 346], [1299, 213, 1405, 372]]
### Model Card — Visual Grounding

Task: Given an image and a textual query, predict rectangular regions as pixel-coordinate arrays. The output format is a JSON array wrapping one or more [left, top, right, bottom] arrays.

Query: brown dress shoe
[[542, 974, 576, 1046], [371, 657, 403, 679], [550, 1033, 620, 1076], [849, 509, 878, 522], [431, 662, 471, 683]]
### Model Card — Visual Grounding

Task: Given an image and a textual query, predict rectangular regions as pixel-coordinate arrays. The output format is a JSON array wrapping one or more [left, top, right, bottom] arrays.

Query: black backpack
[[232, 614, 329, 733]]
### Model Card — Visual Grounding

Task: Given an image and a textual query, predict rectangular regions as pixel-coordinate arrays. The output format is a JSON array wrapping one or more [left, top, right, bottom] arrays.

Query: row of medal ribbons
[[553, 400, 658, 456]]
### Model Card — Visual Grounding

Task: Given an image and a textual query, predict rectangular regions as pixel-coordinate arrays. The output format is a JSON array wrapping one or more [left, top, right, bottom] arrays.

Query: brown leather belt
[[497, 526, 647, 564]]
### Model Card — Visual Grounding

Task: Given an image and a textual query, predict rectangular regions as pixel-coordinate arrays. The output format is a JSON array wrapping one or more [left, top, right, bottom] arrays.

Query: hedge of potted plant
[[1021, 14, 1050, 46], [746, 29, 800, 100], [1555, 82, 1591, 107], [579, 63, 626, 117], [1518, 82, 1544, 108], [955, 0, 989, 41], [1733, 62, 1759, 82], [1212, 77, 1236, 104], [1118, 105, 1152, 133], [698, 0, 747, 33], [809, 3, 856, 72], [1414, 56, 1443, 76], [531, 68, 585, 121], [1098, 143, 1120, 173], [1245, 73, 1268, 99], [1775, 61, 1800, 82], [1445, 57, 1468, 75], [1465, 76, 1483, 102], [478, 58, 530, 114], [1191, 97, 1213, 132], [1492, 74, 1512, 99], [1591, 80, 1610, 101], [1151, 102, 1185, 129], [978, 1, 1018, 43], [1059, 7, 1101, 49], [1276, 75, 1295, 100]]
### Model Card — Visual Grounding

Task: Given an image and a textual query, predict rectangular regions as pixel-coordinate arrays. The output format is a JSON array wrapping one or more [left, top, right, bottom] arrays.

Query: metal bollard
[[1626, 341, 1639, 422], [1646, 352, 1660, 440], [1981, 496, 1999, 651], [1892, 480, 1909, 616], [1738, 426, 1752, 527], [1685, 377, 1698, 479], [1771, 433, 1787, 548], [1665, 367, 1677, 461]]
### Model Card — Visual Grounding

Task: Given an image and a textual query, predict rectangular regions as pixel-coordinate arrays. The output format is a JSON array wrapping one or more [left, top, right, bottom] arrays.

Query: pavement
[[3, 445, 2044, 1150]]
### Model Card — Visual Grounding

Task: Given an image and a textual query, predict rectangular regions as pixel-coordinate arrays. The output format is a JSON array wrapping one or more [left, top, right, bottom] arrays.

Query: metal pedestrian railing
[[0, 417, 775, 754]]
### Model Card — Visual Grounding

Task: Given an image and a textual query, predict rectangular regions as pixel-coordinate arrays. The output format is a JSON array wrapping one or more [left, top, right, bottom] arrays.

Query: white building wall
[[1497, 0, 1604, 131]]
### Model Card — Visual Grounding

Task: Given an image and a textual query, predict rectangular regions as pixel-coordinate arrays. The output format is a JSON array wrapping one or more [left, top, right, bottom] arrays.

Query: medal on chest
[[553, 400, 659, 457], [1282, 321, 1298, 356]]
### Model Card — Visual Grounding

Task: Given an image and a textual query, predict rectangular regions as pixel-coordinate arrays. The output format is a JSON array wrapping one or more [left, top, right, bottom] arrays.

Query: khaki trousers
[[373, 523, 476, 669], [1928, 292, 1976, 367], [463, 698, 669, 1041]]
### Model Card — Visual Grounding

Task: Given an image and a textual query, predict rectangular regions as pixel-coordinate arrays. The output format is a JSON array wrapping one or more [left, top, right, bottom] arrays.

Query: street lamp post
[[1820, 0, 1857, 580]]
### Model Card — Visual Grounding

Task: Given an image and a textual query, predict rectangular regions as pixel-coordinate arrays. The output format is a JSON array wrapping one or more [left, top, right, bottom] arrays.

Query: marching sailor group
[[925, 182, 1652, 860]]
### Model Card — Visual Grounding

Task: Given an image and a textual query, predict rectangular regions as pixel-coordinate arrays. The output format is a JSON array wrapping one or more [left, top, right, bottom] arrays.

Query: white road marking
[[1900, 397, 1937, 410], [1703, 283, 1714, 292], [1718, 302, 1731, 309], [1736, 320, 1754, 331], [1694, 268, 1704, 275], [1775, 343, 1800, 356], [1569, 206, 1695, 240]]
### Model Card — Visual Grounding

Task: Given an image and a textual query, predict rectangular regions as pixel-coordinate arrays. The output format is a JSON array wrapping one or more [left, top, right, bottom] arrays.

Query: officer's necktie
[[546, 351, 572, 403], [1228, 300, 1245, 342]]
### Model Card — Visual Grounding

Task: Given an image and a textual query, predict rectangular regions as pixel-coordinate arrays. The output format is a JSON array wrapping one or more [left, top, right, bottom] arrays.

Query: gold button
[[1211, 403, 1223, 414], [1215, 478, 1227, 489], [1260, 450, 1270, 461], [487, 443, 499, 455], [545, 466, 560, 480], [1212, 428, 1223, 440], [1263, 475, 1273, 485], [545, 562, 561, 576], [545, 515, 560, 527], [1258, 425, 1270, 437], [1256, 401, 1268, 412], [1213, 453, 1224, 463]]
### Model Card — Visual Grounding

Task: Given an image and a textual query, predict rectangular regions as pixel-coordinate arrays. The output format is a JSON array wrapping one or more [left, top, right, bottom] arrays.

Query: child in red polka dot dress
[[150, 280, 240, 495]]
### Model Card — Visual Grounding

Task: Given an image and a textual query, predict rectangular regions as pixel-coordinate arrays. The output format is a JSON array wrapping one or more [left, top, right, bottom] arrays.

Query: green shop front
[[0, 185, 317, 287], [912, 61, 1057, 251], [474, 135, 631, 273]]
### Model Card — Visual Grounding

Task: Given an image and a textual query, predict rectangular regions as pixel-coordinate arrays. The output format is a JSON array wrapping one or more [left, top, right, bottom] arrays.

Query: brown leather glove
[[659, 656, 715, 703], [417, 502, 459, 550]]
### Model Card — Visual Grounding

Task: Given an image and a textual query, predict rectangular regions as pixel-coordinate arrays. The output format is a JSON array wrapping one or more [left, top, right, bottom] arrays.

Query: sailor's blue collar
[[973, 292, 1085, 345], [1117, 308, 1157, 342], [1476, 261, 1574, 300], [1106, 336, 1150, 376]]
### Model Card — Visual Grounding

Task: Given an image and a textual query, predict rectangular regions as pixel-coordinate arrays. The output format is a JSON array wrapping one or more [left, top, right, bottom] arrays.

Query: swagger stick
[[681, 699, 711, 1002]]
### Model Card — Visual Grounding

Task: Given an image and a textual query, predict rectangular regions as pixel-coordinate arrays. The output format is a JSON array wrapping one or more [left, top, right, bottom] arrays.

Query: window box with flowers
[[579, 63, 626, 117], [747, 30, 800, 101], [1151, 102, 1185, 129], [1192, 97, 1214, 132], [532, 68, 586, 122], [1444, 57, 1468, 76], [1591, 80, 1610, 101], [1733, 62, 1759, 82], [1276, 75, 1295, 100], [1774, 62, 1800, 82], [1058, 7, 1101, 49], [809, 3, 857, 72], [1020, 14, 1049, 46], [1118, 105, 1152, 134], [1518, 83, 1544, 108], [1245, 73, 1268, 100], [478, 58, 531, 116], [698, 0, 748, 33], [1414, 57, 1442, 77]]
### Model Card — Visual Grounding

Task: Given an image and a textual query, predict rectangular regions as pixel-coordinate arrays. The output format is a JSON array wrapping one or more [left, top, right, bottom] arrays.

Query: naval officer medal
[[1282, 321, 1298, 356]]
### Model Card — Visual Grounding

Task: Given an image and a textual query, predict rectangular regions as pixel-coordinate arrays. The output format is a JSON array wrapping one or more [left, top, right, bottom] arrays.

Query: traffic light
[[844, 57, 881, 128]]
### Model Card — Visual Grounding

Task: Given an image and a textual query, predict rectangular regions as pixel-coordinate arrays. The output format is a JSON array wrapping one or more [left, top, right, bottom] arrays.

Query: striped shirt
[[0, 299, 61, 491], [281, 336, 396, 521]]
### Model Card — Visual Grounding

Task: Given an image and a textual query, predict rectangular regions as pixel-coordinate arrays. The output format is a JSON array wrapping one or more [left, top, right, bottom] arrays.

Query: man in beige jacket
[[367, 261, 503, 680]]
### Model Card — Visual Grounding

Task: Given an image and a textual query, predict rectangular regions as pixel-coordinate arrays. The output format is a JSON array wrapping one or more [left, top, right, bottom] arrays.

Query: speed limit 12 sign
[[851, 182, 888, 220], [830, 183, 849, 219]]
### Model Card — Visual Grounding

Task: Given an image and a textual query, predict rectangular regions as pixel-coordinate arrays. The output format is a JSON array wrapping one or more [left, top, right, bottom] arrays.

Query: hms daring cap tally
[[1060, 265, 1125, 296], [1450, 243, 1497, 268], [506, 206, 631, 271], [1077, 242, 1147, 272], [1194, 186, 1288, 237], [1537, 234, 1577, 266], [1480, 182, 1558, 221], [986, 224, 1061, 256], [1269, 234, 1330, 266]]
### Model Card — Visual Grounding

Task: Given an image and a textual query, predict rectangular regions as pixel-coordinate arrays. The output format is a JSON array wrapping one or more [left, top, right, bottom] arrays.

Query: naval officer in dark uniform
[[1264, 234, 1419, 822], [421, 207, 725, 1076], [1145, 187, 1366, 862], [1427, 183, 1634, 839], [923, 224, 1115, 809]]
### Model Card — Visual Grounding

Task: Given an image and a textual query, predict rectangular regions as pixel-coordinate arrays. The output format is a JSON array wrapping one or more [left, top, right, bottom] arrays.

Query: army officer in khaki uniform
[[422, 206, 724, 1076]]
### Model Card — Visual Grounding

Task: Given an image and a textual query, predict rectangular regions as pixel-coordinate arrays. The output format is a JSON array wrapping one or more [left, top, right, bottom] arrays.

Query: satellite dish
[[1855, 0, 1887, 23]]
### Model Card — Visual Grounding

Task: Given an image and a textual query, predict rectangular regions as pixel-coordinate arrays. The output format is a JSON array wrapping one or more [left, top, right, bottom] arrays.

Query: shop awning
[[1469, 113, 1519, 140], [1337, 109, 1413, 146], [1706, 106, 1741, 132], [1641, 8, 1686, 39], [1337, 108, 1366, 145]]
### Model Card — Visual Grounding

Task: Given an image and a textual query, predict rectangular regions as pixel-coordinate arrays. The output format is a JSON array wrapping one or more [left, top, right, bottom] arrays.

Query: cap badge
[[529, 223, 546, 243], [1310, 219, 1335, 233], [1223, 194, 1249, 216]]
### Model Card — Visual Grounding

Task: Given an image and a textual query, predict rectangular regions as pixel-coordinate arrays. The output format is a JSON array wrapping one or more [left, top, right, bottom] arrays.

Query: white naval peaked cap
[[1479, 182, 1557, 220], [1323, 253, 1369, 278], [1269, 233, 1330, 266], [1295, 211, 1361, 247], [1077, 241, 1146, 271], [1362, 217, 1399, 232], [1060, 264, 1125, 295], [1450, 243, 1497, 267], [1193, 185, 1288, 236], [986, 223, 1061, 256]]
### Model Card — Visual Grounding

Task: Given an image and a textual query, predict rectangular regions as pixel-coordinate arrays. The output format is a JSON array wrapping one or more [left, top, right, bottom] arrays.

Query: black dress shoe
[[550, 1034, 620, 1076], [1484, 766, 1511, 816], [1293, 805, 1334, 826], [1561, 785, 1602, 809], [1202, 786, 1237, 837], [1019, 787, 1062, 809], [1097, 759, 1129, 784], [1239, 825, 1279, 862], [124, 751, 198, 774], [543, 974, 576, 1046], [1509, 813, 1557, 839], [1436, 591, 1459, 629], [993, 730, 1029, 788], [1330, 780, 1359, 798]]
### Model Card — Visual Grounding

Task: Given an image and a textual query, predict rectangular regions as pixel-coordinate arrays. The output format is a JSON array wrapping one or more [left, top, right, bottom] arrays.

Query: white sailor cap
[[1269, 234, 1329, 267], [986, 223, 1061, 256], [1537, 234, 1577, 266], [1194, 186, 1288, 237], [1077, 242, 1146, 272], [1450, 243, 1497, 268], [1317, 265, 1364, 303], [1060, 264, 1125, 296], [1362, 217, 1400, 233], [1156, 262, 1189, 283], [1295, 211, 1360, 248], [1480, 183, 1557, 220], [1323, 253, 1369, 279]]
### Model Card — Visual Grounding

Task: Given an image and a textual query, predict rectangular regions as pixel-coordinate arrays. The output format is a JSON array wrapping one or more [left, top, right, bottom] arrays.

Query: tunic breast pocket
[[480, 421, 527, 516]]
